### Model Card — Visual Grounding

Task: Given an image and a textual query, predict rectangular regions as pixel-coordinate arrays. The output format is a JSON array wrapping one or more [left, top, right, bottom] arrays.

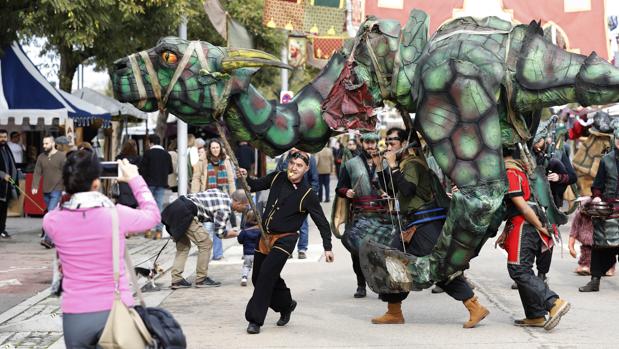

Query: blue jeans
[[149, 186, 166, 231], [42, 191, 62, 243], [297, 218, 308, 252], [204, 221, 224, 260]]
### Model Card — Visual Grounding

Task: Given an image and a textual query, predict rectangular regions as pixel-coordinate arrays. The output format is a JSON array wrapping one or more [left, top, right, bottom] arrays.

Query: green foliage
[[8, 0, 201, 91]]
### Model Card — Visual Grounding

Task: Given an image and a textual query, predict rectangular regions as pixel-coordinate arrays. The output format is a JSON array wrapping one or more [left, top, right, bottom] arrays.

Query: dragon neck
[[228, 53, 347, 156]]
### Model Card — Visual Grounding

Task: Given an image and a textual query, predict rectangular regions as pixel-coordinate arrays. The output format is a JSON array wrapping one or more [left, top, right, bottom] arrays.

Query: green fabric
[[602, 151, 618, 200], [360, 132, 379, 141], [344, 156, 373, 196], [398, 156, 434, 213], [593, 218, 619, 247]]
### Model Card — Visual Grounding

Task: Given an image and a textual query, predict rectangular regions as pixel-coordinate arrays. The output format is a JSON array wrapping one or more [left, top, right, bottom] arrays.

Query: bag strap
[[111, 207, 121, 293], [110, 207, 146, 306]]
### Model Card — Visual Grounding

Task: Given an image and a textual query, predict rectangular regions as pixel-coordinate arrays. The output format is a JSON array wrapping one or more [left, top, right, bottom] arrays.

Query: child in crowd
[[236, 210, 261, 286]]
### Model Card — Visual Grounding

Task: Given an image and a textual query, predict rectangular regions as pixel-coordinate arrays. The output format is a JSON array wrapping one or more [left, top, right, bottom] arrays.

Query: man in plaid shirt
[[168, 189, 249, 289]]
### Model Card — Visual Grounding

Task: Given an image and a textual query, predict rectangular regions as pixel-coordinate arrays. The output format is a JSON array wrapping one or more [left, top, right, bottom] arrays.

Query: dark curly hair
[[63, 150, 102, 194]]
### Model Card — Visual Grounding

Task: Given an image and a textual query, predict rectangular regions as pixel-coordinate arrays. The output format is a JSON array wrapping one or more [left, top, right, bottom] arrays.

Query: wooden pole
[[213, 81, 269, 246]]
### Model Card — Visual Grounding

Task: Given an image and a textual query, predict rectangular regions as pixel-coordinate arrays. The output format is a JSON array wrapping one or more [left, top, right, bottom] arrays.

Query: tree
[[15, 0, 200, 92]]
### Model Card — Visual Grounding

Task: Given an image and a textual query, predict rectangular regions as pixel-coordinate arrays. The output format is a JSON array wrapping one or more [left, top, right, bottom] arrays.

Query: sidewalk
[[0, 215, 239, 348]]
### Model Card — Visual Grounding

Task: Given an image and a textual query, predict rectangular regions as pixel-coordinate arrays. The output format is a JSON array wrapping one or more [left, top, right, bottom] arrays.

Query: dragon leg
[[416, 59, 506, 282]]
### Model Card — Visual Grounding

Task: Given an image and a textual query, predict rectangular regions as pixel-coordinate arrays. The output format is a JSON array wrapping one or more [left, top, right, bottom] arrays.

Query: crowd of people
[[2, 112, 619, 344]]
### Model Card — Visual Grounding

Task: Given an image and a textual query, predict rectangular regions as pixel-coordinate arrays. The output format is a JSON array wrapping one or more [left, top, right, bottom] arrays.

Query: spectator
[[187, 134, 199, 168], [341, 137, 360, 165], [276, 148, 319, 259], [33, 135, 66, 249], [315, 145, 334, 202], [55, 136, 72, 153], [162, 189, 249, 289], [167, 140, 178, 192], [0, 129, 18, 239], [43, 152, 159, 348], [236, 141, 255, 175], [191, 139, 236, 259], [8, 131, 24, 168], [227, 204, 261, 286], [139, 134, 173, 240], [115, 139, 142, 208], [77, 142, 93, 151]]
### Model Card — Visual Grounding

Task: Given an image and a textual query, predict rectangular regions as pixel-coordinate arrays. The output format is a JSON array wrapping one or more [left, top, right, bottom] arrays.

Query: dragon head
[[111, 36, 289, 124]]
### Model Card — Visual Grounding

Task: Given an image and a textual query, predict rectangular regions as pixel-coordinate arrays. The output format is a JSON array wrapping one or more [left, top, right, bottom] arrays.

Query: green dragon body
[[111, 10, 619, 289]]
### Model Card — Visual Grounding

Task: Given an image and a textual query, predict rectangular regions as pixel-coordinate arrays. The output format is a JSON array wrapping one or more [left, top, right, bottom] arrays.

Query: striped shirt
[[185, 189, 231, 238]]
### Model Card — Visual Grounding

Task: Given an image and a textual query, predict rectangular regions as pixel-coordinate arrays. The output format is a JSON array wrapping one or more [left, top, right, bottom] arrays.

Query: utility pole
[[177, 16, 189, 195]]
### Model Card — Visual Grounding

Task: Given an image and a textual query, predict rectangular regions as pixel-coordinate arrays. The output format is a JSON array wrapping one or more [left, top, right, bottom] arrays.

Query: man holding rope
[[372, 133, 489, 327], [235, 149, 334, 335]]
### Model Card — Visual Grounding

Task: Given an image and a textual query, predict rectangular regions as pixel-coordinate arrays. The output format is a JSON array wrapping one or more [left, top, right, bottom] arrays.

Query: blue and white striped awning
[[0, 42, 111, 126]]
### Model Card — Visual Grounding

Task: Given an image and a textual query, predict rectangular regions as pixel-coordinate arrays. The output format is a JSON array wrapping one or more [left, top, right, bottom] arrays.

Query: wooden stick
[[212, 80, 270, 247]]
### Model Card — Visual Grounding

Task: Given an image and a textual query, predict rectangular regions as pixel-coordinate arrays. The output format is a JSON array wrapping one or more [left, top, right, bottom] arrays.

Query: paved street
[[1, 197, 619, 348]]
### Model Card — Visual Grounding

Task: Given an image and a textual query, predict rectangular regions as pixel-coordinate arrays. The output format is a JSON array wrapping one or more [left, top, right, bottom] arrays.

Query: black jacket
[[246, 171, 332, 251], [139, 147, 173, 187], [161, 196, 197, 241]]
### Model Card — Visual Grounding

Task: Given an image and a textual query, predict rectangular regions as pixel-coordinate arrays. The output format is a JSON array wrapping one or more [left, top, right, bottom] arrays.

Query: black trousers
[[245, 235, 298, 326], [507, 226, 559, 319], [590, 246, 619, 277], [536, 246, 553, 275], [379, 220, 473, 303], [318, 174, 330, 201], [351, 253, 366, 288], [0, 199, 7, 233]]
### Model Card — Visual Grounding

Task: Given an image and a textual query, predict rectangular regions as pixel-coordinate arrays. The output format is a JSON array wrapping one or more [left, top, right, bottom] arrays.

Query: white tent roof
[[73, 87, 148, 120]]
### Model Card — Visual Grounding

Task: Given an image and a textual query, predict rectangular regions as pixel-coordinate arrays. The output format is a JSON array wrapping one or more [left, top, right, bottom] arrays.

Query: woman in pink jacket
[[43, 150, 160, 348]]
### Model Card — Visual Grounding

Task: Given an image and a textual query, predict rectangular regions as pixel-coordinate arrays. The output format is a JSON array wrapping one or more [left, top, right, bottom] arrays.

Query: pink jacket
[[43, 176, 160, 314]]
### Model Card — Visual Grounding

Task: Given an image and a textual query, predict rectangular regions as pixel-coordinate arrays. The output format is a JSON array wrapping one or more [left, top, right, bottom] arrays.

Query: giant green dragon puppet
[[111, 10, 619, 291]]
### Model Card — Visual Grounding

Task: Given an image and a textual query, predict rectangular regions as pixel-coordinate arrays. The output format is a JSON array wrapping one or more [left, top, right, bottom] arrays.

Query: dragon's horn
[[222, 48, 291, 71]]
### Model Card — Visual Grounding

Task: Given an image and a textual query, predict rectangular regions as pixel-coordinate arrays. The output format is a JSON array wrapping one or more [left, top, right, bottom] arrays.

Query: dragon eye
[[161, 51, 178, 64]]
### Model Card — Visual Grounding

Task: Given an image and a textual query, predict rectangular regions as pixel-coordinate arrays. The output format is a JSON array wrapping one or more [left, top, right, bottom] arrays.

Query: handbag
[[126, 248, 187, 348], [99, 207, 154, 349]]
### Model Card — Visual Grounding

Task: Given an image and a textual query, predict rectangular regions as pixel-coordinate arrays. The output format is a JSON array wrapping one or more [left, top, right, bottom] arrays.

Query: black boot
[[277, 300, 297, 326], [246, 322, 261, 334], [578, 276, 600, 292], [354, 286, 366, 298]]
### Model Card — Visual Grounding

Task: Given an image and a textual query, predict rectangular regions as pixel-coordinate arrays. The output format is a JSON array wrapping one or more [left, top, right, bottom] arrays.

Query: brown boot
[[371, 302, 405, 324], [514, 317, 546, 327], [462, 296, 489, 328], [544, 298, 570, 331]]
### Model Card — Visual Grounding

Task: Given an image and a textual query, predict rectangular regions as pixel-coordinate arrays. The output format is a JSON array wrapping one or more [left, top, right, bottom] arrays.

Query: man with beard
[[33, 136, 66, 248], [336, 132, 391, 298], [579, 128, 619, 292], [236, 150, 334, 334], [371, 134, 489, 327], [0, 130, 18, 239]]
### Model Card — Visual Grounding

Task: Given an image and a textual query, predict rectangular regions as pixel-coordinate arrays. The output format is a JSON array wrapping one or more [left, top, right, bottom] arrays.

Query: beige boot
[[371, 302, 405, 324], [463, 296, 489, 328]]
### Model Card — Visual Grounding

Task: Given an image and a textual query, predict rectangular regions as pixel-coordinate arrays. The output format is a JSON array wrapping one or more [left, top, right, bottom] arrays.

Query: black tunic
[[246, 171, 332, 251]]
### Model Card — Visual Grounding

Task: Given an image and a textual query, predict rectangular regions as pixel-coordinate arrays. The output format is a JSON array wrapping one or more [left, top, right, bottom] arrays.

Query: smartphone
[[100, 161, 120, 179]]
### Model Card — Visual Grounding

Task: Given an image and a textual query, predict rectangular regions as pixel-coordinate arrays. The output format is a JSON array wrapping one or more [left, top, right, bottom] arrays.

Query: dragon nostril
[[113, 59, 129, 71]]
